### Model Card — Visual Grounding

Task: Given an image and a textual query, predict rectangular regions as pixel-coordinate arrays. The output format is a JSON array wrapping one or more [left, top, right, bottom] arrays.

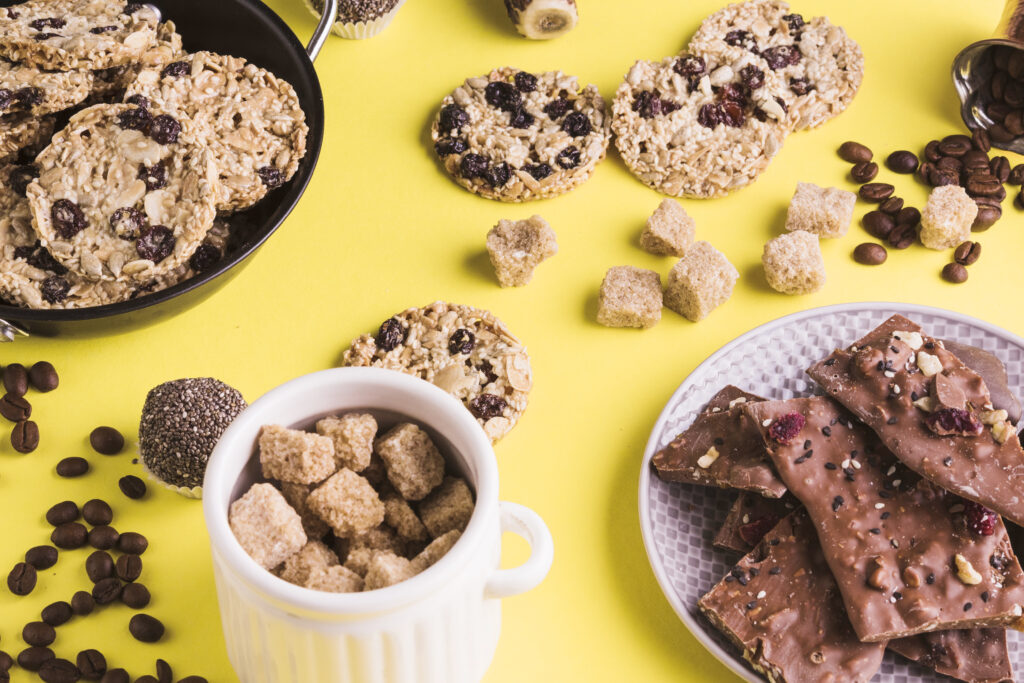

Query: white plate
[[638, 302, 1024, 682]]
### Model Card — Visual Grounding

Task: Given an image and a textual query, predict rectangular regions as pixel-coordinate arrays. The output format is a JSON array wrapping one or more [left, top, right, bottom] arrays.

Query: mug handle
[[484, 502, 554, 600]]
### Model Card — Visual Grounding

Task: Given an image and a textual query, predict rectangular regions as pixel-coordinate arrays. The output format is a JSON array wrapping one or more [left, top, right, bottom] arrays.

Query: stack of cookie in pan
[[0, 0, 308, 309], [653, 314, 1024, 682]]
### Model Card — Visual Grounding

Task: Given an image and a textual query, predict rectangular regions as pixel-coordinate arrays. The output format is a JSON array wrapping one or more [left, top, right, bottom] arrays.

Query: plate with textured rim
[[638, 302, 1024, 682]]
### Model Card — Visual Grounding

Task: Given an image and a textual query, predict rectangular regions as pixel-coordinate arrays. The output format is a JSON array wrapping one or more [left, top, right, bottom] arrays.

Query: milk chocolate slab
[[699, 510, 887, 683], [807, 314, 1024, 526], [943, 339, 1022, 425], [713, 492, 797, 554], [652, 387, 786, 498], [745, 396, 1024, 642], [889, 628, 1012, 683]]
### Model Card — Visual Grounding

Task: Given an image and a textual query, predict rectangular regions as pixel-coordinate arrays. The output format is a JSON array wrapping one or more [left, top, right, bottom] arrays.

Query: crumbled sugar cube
[[279, 482, 330, 540], [411, 530, 462, 573], [663, 241, 738, 321], [486, 215, 558, 287], [383, 493, 430, 543], [279, 541, 338, 586], [351, 523, 407, 556], [307, 469, 385, 537], [229, 483, 307, 570], [343, 547, 377, 577], [418, 476, 474, 538], [364, 552, 418, 591], [784, 183, 856, 238], [920, 186, 977, 250], [762, 230, 826, 295], [259, 424, 336, 485], [304, 565, 364, 593], [640, 199, 695, 256], [596, 266, 662, 329], [374, 423, 446, 501], [316, 413, 377, 472]]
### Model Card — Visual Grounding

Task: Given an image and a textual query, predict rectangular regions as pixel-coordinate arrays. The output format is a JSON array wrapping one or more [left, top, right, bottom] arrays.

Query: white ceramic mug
[[203, 367, 554, 683]]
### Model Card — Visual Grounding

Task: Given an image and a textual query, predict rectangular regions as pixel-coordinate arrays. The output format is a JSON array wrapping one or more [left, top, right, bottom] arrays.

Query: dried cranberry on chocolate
[[513, 72, 537, 92], [9, 165, 38, 197], [762, 45, 801, 69], [724, 29, 759, 53], [555, 146, 580, 169], [438, 103, 469, 133], [135, 225, 175, 263], [964, 501, 997, 536], [768, 412, 805, 444], [543, 97, 570, 121], [117, 106, 152, 133], [434, 137, 468, 157], [51, 199, 87, 239], [29, 17, 65, 30], [188, 244, 221, 273], [40, 276, 70, 304], [375, 317, 406, 351], [161, 61, 189, 78], [110, 207, 147, 240], [484, 161, 511, 188], [459, 153, 489, 179], [738, 514, 779, 546], [470, 394, 507, 419], [508, 106, 535, 129], [561, 111, 591, 137], [448, 329, 475, 355], [789, 77, 813, 96], [138, 162, 167, 191], [90, 24, 117, 33], [924, 408, 982, 437], [739, 65, 765, 90], [149, 114, 181, 145], [484, 81, 521, 113], [257, 166, 284, 188], [525, 163, 553, 180], [673, 55, 706, 77]]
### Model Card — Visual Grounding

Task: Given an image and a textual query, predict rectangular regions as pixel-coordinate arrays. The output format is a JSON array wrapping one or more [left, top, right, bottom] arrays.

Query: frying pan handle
[[306, 0, 339, 62], [0, 318, 29, 342]]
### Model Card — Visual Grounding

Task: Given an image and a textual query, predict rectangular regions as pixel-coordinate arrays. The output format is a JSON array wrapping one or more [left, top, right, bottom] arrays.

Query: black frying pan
[[0, 0, 338, 340]]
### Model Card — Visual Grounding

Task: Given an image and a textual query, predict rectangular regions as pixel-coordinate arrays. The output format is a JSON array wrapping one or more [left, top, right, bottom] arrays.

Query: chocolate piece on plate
[[942, 339, 1022, 425], [807, 314, 1024, 527], [889, 628, 1012, 683], [652, 387, 786, 498], [713, 491, 797, 554], [746, 396, 1024, 642], [699, 510, 887, 683]]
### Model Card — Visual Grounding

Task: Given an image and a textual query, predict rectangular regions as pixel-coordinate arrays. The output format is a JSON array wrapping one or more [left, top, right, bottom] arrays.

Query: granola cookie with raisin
[[0, 59, 94, 117]]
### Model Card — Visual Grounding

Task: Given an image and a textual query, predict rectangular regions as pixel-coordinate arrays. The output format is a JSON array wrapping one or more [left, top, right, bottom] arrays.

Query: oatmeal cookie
[[0, 113, 56, 162], [687, 0, 863, 131], [0, 59, 94, 117], [125, 51, 308, 212], [0, 0, 159, 71], [89, 21, 185, 102], [430, 67, 609, 202], [342, 302, 532, 441], [27, 102, 219, 283], [611, 55, 789, 198]]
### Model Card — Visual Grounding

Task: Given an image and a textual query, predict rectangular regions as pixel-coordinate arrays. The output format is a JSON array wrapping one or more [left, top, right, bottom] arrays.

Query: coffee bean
[[972, 128, 991, 152], [136, 677, 158, 683], [0, 393, 31, 422], [859, 182, 894, 202], [177, 678, 208, 683], [92, 577, 122, 604], [2, 364, 28, 397], [990, 156, 1011, 183], [990, 122, 1015, 143], [25, 546, 58, 570], [888, 223, 917, 250], [7, 562, 37, 595], [28, 362, 58, 392], [0, 650, 11, 672], [853, 243, 887, 265], [121, 582, 150, 609], [924, 140, 942, 163], [89, 526, 119, 551], [18, 646, 54, 671], [878, 197, 904, 215], [1006, 109, 1024, 136], [916, 160, 935, 184], [116, 555, 142, 583], [942, 262, 969, 283], [862, 211, 895, 239], [41, 601, 73, 627], [936, 156, 963, 177], [83, 499, 113, 526], [930, 166, 960, 187], [1017, 189, 1024, 210], [86, 551, 114, 583], [51, 523, 88, 550], [12, 420, 39, 453], [939, 134, 972, 157], [89, 427, 124, 456], [850, 161, 878, 183], [962, 149, 991, 171], [23, 621, 56, 647], [965, 174, 1004, 198], [47, 501, 80, 526], [71, 591, 95, 616], [886, 150, 918, 173], [100, 669, 129, 683], [974, 203, 1002, 230], [118, 476, 146, 500], [156, 659, 172, 683], [954, 241, 982, 265], [129, 614, 165, 643], [1009, 164, 1024, 185], [76, 649, 106, 680], [838, 141, 872, 163], [38, 658, 81, 683], [118, 532, 148, 555], [56, 457, 89, 478]]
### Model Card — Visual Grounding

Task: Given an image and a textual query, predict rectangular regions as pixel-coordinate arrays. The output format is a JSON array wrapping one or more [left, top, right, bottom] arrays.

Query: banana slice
[[504, 0, 578, 40]]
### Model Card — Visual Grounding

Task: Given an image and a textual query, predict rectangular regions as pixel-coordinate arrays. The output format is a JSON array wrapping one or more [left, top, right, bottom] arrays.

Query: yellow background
[[2, 0, 1023, 680]]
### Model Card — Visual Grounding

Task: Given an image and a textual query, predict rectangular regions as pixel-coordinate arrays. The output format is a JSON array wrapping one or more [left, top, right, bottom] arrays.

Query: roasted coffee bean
[[23, 621, 56, 647], [8, 562, 37, 595], [2, 363, 28, 397], [924, 140, 942, 163], [0, 650, 11, 672], [965, 173, 1004, 197], [878, 197, 904, 215], [886, 150, 918, 173], [76, 649, 106, 680], [888, 223, 917, 250], [955, 241, 982, 265], [116, 554, 142, 583], [850, 161, 878, 183], [155, 659, 172, 683], [862, 211, 895, 239], [859, 182, 894, 202], [0, 393, 31, 421], [990, 99, 1011, 120], [176, 678, 208, 683], [1017, 189, 1024, 210], [936, 155, 963, 175], [71, 591, 95, 616], [47, 501, 79, 526], [129, 614, 165, 643], [1006, 109, 1024, 135], [962, 149, 991, 171], [853, 243, 887, 265], [17, 646, 54, 671], [135, 677, 158, 683], [990, 155, 1011, 183], [1009, 164, 1024, 185], [56, 457, 89, 478], [990, 122, 1015, 143], [974, 203, 1003, 231], [100, 669, 129, 683], [938, 134, 972, 157], [942, 262, 969, 283], [28, 362, 58, 392], [89, 427, 124, 455], [83, 499, 112, 526], [52, 523, 88, 550], [41, 601, 73, 626], [915, 160, 935, 184], [972, 128, 991, 152], [26, 546, 58, 570], [38, 658, 80, 683], [118, 532, 148, 555], [91, 577, 122, 604], [929, 166, 959, 187], [121, 582, 150, 609], [838, 141, 872, 163], [12, 419, 39, 453], [89, 526, 119, 551], [85, 551, 114, 583], [118, 476, 146, 500]]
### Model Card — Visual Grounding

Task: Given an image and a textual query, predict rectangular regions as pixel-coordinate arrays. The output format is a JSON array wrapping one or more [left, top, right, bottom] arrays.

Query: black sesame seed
[[981, 591, 990, 602], [964, 602, 973, 612], [714, 437, 724, 446], [943, 457, 953, 467], [893, 591, 902, 600], [725, 575, 735, 582], [824, 358, 836, 366], [845, 473, 855, 482], [768, 539, 780, 546], [878, 490, 892, 499], [745, 600, 757, 610], [794, 453, 810, 464], [890, 346, 899, 353], [821, 426, 832, 437], [911, 391, 918, 401], [825, 462, 838, 470], [737, 575, 749, 586], [731, 567, 744, 578], [880, 511, 890, 519], [869, 528, 881, 535], [803, 440, 812, 450], [830, 418, 838, 426], [749, 568, 760, 576], [876, 361, 885, 372], [832, 496, 844, 511], [769, 567, 781, 575], [926, 573, 935, 585], [887, 416, 898, 425]]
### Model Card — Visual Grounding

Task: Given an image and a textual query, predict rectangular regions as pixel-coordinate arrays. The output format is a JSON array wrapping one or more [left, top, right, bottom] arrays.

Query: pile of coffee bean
[[1, 362, 57, 454], [976, 46, 1024, 145]]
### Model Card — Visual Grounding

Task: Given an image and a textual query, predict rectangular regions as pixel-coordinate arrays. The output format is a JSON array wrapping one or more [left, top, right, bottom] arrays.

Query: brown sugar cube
[[920, 185, 977, 250], [411, 530, 462, 573], [307, 469, 385, 537], [229, 483, 307, 570], [418, 476, 474, 538], [351, 523, 407, 556], [663, 241, 738, 322], [596, 266, 662, 329], [640, 199, 695, 256], [383, 493, 430, 543], [343, 547, 378, 577], [784, 183, 856, 238], [304, 565, 364, 593], [361, 452, 388, 488], [279, 482, 330, 540], [374, 423, 445, 501], [364, 552, 417, 591], [279, 541, 338, 586], [259, 424, 336, 485], [316, 413, 377, 472], [486, 215, 558, 287], [762, 230, 826, 295]]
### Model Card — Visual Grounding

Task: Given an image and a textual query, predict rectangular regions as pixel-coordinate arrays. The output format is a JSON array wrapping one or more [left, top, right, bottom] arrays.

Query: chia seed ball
[[138, 378, 246, 492]]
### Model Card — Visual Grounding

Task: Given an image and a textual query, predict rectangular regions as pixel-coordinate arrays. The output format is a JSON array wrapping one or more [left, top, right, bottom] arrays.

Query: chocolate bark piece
[[807, 314, 1024, 527], [942, 339, 1022, 425], [745, 395, 1024, 642], [699, 510, 887, 683], [713, 492, 797, 554], [889, 628, 1012, 683], [652, 387, 786, 498]]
